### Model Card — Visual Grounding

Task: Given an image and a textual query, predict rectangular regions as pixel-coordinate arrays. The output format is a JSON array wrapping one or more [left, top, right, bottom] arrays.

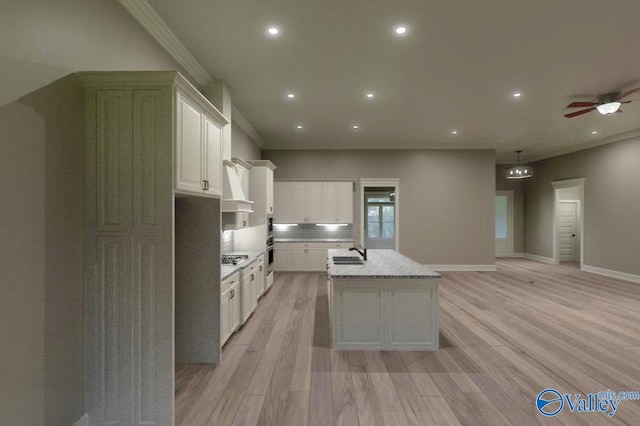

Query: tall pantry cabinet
[[81, 72, 227, 426]]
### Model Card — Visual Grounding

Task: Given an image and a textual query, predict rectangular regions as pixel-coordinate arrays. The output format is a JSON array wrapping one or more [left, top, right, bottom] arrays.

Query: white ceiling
[[148, 0, 640, 162]]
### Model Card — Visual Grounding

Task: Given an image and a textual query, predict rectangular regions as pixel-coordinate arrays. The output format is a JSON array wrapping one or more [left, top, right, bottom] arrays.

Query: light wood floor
[[175, 259, 640, 425]]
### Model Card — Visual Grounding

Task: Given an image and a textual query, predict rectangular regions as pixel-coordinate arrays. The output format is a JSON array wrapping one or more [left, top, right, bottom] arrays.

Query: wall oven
[[267, 216, 273, 236], [266, 235, 274, 272]]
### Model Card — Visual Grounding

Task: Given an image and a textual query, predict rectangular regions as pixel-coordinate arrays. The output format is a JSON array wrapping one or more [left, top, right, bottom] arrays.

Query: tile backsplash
[[273, 223, 354, 240], [221, 231, 234, 254]]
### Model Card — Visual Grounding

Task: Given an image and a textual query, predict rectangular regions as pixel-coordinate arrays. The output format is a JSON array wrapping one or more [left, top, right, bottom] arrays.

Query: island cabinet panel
[[335, 280, 385, 347], [386, 281, 439, 349]]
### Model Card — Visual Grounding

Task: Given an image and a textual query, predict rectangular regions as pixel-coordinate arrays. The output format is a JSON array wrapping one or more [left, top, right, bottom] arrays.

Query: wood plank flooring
[[176, 260, 640, 425]]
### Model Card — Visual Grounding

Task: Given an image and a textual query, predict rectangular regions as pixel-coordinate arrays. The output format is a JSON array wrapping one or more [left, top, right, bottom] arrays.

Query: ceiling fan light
[[596, 101, 621, 115]]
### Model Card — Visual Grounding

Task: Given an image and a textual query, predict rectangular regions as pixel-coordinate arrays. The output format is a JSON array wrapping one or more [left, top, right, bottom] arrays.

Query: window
[[366, 190, 395, 240]]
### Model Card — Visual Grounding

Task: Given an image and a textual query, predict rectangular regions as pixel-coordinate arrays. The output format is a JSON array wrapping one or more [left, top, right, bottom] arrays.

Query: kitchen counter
[[327, 249, 441, 279], [221, 250, 265, 280], [275, 238, 354, 243]]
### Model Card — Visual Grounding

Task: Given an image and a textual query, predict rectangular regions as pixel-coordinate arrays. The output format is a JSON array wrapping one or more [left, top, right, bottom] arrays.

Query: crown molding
[[231, 105, 265, 147], [525, 128, 640, 163], [117, 0, 211, 88]]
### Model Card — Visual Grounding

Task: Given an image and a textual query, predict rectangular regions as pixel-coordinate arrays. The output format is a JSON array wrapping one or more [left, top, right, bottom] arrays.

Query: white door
[[221, 288, 231, 344], [364, 189, 396, 249], [322, 182, 338, 223], [204, 116, 223, 196], [291, 182, 308, 223], [274, 181, 292, 223], [306, 182, 324, 223], [558, 201, 578, 262], [337, 182, 353, 223], [175, 93, 204, 194]]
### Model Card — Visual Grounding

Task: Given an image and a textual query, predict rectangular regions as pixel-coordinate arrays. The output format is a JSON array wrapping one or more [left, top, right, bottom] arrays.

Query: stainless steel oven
[[266, 235, 274, 272], [267, 215, 273, 236]]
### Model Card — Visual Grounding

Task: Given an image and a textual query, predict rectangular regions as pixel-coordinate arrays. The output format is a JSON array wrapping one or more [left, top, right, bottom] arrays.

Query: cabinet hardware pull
[[259, 266, 263, 271]]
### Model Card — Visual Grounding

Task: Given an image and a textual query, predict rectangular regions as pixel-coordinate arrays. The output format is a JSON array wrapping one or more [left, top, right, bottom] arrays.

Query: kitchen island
[[327, 249, 441, 350]]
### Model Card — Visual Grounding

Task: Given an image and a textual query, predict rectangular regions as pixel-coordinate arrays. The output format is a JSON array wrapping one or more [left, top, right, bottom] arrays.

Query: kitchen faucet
[[348, 245, 367, 261]]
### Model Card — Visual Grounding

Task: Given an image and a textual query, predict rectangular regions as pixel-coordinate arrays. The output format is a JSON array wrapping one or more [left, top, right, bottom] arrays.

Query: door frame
[[360, 178, 400, 250], [551, 178, 585, 267], [495, 190, 514, 257]]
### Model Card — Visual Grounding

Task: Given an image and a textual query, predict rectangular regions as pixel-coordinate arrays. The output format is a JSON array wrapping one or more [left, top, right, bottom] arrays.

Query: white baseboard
[[426, 265, 498, 272], [523, 253, 555, 264], [73, 414, 88, 426], [582, 264, 640, 284], [496, 252, 524, 258]]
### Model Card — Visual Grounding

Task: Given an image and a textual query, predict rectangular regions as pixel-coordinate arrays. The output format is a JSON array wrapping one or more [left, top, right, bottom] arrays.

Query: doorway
[[552, 179, 585, 268], [495, 190, 514, 257], [360, 179, 400, 250]]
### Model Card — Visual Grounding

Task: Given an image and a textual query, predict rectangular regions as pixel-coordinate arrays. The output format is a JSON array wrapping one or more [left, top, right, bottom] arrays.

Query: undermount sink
[[332, 256, 364, 265]]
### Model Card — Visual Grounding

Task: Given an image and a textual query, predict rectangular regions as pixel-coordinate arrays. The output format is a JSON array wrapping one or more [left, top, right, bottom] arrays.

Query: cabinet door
[[321, 182, 338, 223], [229, 284, 241, 333], [386, 282, 438, 349], [307, 248, 327, 271], [257, 261, 265, 297], [275, 248, 291, 271], [221, 289, 231, 345], [266, 168, 274, 215], [337, 182, 353, 223], [291, 249, 308, 271], [306, 182, 324, 223], [175, 93, 204, 194], [291, 182, 308, 223], [274, 181, 292, 223], [204, 116, 223, 196], [241, 276, 252, 323]]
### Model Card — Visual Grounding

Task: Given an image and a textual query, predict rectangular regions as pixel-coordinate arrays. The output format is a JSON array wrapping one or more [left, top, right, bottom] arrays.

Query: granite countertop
[[221, 250, 266, 280], [327, 249, 441, 279], [274, 238, 354, 243]]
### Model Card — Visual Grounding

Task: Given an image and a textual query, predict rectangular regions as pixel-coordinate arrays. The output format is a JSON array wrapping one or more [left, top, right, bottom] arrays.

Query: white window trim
[[360, 178, 400, 250]]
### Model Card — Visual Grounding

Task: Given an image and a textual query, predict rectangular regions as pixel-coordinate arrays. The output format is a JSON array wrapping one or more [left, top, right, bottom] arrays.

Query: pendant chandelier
[[505, 150, 532, 179]]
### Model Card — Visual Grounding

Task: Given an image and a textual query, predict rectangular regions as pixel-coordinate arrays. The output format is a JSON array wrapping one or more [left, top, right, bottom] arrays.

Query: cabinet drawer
[[290, 242, 325, 249], [323, 242, 354, 249], [221, 271, 240, 293]]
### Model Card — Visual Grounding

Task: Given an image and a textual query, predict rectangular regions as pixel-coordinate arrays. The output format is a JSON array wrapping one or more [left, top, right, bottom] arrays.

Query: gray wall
[[495, 166, 525, 253], [0, 75, 85, 426], [264, 149, 496, 265], [523, 137, 640, 275], [231, 121, 261, 160]]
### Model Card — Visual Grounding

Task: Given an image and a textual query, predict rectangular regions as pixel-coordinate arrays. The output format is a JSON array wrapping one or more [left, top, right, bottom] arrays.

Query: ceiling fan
[[563, 87, 640, 118]]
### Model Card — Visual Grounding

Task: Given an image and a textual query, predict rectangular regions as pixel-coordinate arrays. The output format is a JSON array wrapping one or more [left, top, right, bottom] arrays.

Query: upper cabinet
[[175, 85, 227, 197], [274, 181, 353, 223], [248, 160, 277, 225]]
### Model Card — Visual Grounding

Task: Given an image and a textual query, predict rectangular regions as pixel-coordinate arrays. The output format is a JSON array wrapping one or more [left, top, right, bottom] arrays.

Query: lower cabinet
[[241, 261, 258, 323], [221, 272, 241, 346], [256, 255, 266, 298], [275, 241, 354, 271]]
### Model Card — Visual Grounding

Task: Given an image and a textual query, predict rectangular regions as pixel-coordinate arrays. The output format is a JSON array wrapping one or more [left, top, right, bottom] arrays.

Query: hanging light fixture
[[505, 150, 533, 179]]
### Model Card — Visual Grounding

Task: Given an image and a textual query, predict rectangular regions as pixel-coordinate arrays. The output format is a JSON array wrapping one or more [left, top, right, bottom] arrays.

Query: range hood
[[221, 160, 254, 212]]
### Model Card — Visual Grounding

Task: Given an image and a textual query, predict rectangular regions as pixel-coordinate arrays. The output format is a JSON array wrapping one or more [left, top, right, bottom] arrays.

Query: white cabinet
[[274, 181, 353, 224], [241, 261, 258, 324], [221, 272, 241, 346], [248, 161, 277, 226], [275, 243, 292, 270], [307, 248, 327, 271], [275, 242, 330, 271], [175, 92, 224, 197], [256, 255, 266, 298], [274, 181, 293, 223]]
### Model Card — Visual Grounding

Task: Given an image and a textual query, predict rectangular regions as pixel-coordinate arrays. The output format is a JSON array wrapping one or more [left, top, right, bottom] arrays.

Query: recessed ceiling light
[[394, 25, 408, 36], [286, 93, 296, 99], [352, 124, 360, 130], [365, 92, 375, 99], [451, 130, 459, 135], [296, 124, 303, 129], [591, 130, 598, 135], [267, 26, 280, 36], [512, 92, 522, 98]]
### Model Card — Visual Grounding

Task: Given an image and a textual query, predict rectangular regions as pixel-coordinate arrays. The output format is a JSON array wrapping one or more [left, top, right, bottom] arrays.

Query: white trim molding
[[117, 0, 212, 88], [426, 265, 498, 272], [73, 414, 88, 426], [523, 253, 555, 264], [582, 265, 640, 284], [497, 252, 524, 258], [232, 105, 265, 147], [360, 178, 401, 251]]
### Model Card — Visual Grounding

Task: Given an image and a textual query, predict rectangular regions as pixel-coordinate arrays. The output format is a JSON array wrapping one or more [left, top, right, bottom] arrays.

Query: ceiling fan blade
[[564, 108, 595, 118], [566, 101, 598, 108], [618, 88, 640, 100]]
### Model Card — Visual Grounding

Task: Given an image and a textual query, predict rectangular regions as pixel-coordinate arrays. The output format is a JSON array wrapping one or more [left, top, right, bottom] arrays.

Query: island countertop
[[327, 249, 441, 279]]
